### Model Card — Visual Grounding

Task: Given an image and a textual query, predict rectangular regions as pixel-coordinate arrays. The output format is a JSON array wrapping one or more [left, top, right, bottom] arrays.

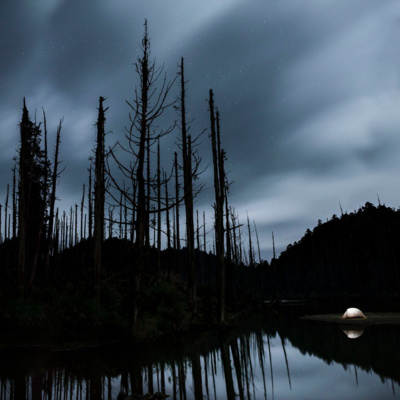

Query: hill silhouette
[[271, 202, 400, 299]]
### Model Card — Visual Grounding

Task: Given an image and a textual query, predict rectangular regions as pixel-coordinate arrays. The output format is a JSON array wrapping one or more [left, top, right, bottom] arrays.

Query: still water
[[0, 307, 399, 399]]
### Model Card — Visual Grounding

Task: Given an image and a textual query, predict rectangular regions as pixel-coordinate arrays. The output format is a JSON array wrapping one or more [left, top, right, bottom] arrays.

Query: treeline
[[0, 21, 268, 335], [270, 202, 400, 298]]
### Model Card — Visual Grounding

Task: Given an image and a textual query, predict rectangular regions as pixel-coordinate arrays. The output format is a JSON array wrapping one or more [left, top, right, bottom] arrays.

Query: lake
[[0, 306, 399, 399]]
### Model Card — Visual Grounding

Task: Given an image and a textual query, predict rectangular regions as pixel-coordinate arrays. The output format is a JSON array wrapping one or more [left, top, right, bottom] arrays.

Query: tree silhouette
[[177, 57, 204, 314], [17, 98, 50, 299], [106, 20, 177, 326], [44, 116, 63, 271], [209, 89, 227, 324], [93, 96, 108, 303]]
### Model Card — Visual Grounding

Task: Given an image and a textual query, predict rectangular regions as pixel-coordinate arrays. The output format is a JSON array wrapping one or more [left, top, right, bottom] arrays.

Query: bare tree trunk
[[108, 208, 114, 238], [93, 96, 108, 304], [179, 58, 196, 313], [81, 184, 85, 241], [253, 220, 262, 263], [88, 166, 93, 239], [272, 231, 276, 260], [209, 90, 226, 324], [225, 192, 231, 262], [157, 140, 162, 275], [75, 203, 78, 245], [172, 206, 176, 249], [133, 23, 151, 328], [55, 208, 59, 254], [239, 222, 243, 264], [124, 194, 128, 240], [4, 184, 9, 241], [69, 206, 73, 247], [165, 171, 171, 249], [84, 213, 87, 241], [247, 212, 254, 267], [131, 180, 136, 242], [45, 119, 62, 270], [119, 192, 123, 238], [62, 211, 66, 251], [12, 166, 17, 238], [174, 151, 180, 250], [187, 135, 196, 310], [203, 211, 206, 253], [145, 127, 151, 247], [196, 209, 200, 250]]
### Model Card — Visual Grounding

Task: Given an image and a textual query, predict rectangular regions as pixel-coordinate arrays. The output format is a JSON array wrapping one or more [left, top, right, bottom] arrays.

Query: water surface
[[0, 307, 399, 399]]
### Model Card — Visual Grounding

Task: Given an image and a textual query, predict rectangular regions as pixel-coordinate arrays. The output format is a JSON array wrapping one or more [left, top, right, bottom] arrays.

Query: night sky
[[1, 1, 400, 260]]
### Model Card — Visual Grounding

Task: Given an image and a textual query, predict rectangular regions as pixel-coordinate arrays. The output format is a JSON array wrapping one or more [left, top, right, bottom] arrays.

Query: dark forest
[[0, 23, 399, 345]]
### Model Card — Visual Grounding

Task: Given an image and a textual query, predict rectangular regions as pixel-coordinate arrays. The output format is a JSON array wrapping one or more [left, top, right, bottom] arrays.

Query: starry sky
[[1, 1, 400, 260]]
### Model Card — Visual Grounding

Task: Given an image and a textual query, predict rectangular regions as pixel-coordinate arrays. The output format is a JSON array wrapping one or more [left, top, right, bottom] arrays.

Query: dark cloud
[[1, 0, 400, 259]]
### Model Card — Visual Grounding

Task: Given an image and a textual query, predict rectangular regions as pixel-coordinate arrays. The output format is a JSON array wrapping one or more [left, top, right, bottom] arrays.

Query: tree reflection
[[0, 314, 399, 399]]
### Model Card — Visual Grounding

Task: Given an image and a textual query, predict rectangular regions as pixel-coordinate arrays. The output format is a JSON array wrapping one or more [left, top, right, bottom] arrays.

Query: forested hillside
[[271, 202, 400, 298]]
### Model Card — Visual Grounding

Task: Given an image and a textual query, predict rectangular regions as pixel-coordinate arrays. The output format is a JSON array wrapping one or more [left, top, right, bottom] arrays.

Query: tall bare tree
[[177, 58, 204, 314], [12, 165, 17, 239], [45, 118, 63, 271], [209, 89, 227, 324], [174, 151, 180, 250], [88, 166, 93, 239], [93, 96, 108, 303], [80, 184, 85, 241], [4, 184, 9, 241], [106, 20, 176, 327]]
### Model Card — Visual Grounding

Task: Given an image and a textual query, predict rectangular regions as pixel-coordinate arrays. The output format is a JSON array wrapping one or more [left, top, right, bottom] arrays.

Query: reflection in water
[[342, 328, 365, 339], [0, 310, 399, 399]]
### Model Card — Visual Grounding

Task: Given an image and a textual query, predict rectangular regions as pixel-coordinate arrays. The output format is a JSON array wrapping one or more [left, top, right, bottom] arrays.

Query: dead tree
[[80, 184, 85, 241], [88, 166, 93, 239], [164, 171, 171, 249], [119, 192, 123, 238], [93, 96, 108, 304], [74, 203, 78, 245], [157, 140, 162, 273], [106, 20, 176, 328], [12, 165, 17, 239], [209, 90, 227, 324], [4, 184, 9, 241], [253, 220, 262, 264], [272, 231, 276, 260], [17, 99, 49, 299], [196, 209, 200, 250], [44, 117, 62, 270], [174, 151, 180, 250], [145, 127, 151, 246], [203, 211, 207, 253], [177, 58, 205, 314], [247, 212, 254, 267]]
